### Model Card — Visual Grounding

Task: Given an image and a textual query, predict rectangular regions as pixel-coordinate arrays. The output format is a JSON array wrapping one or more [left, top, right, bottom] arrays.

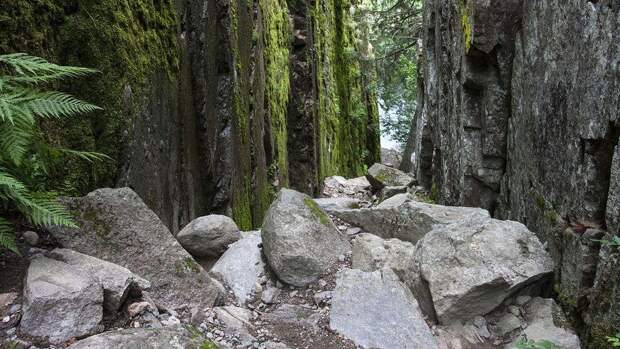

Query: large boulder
[[50, 248, 150, 313], [351, 233, 415, 283], [49, 188, 223, 311], [313, 197, 361, 211], [20, 256, 103, 344], [513, 298, 581, 349], [176, 215, 242, 258], [380, 147, 403, 168], [67, 327, 212, 349], [412, 217, 554, 324], [209, 232, 265, 304], [330, 268, 438, 349], [322, 176, 371, 197], [366, 163, 415, 190], [261, 189, 350, 286], [330, 201, 490, 243]]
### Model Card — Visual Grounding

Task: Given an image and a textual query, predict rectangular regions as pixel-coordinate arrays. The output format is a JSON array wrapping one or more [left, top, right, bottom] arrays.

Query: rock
[[67, 327, 210, 348], [176, 214, 242, 258], [214, 306, 255, 346], [261, 287, 281, 304], [412, 217, 554, 324], [435, 323, 488, 349], [0, 293, 18, 318], [323, 176, 371, 197], [366, 163, 415, 190], [263, 341, 290, 349], [351, 233, 415, 283], [330, 268, 438, 349], [379, 186, 408, 202], [22, 231, 39, 246], [209, 232, 265, 304], [330, 201, 490, 243], [50, 248, 150, 313], [495, 313, 522, 337], [515, 296, 531, 306], [375, 193, 413, 209], [48, 188, 223, 310], [20, 256, 103, 344], [381, 147, 403, 168], [264, 304, 321, 332], [313, 291, 332, 306], [313, 197, 361, 210], [261, 189, 350, 286], [513, 298, 581, 349]]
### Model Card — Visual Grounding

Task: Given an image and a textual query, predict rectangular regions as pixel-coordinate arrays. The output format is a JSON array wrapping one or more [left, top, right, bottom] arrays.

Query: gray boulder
[[209, 232, 265, 304], [330, 268, 438, 349], [214, 306, 256, 346], [366, 163, 415, 190], [379, 186, 408, 202], [262, 189, 350, 286], [512, 298, 581, 349], [331, 201, 490, 243], [313, 197, 361, 211], [49, 188, 223, 311], [176, 214, 242, 258], [67, 327, 210, 349], [381, 147, 403, 168], [413, 217, 554, 324], [264, 304, 322, 332], [351, 233, 415, 283], [376, 193, 413, 209], [323, 176, 371, 197], [20, 256, 103, 344], [50, 248, 150, 313]]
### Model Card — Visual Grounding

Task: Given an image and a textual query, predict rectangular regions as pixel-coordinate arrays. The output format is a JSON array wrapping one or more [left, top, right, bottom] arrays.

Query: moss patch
[[460, 0, 473, 52], [304, 197, 331, 226]]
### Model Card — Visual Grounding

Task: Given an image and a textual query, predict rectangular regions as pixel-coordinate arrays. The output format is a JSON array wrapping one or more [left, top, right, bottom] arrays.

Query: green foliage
[[607, 333, 620, 347], [0, 53, 106, 253], [595, 236, 620, 248], [514, 338, 562, 349]]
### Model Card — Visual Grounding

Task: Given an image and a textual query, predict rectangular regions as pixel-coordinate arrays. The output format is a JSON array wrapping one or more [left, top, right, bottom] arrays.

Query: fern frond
[[0, 116, 35, 165], [0, 217, 19, 254], [24, 193, 77, 228], [24, 91, 102, 119], [55, 148, 112, 162], [0, 53, 99, 84]]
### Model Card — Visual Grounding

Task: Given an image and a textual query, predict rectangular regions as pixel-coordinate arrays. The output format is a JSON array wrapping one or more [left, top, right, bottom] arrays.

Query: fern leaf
[[24, 91, 102, 119], [0, 53, 99, 84], [25, 193, 77, 228], [0, 217, 19, 254]]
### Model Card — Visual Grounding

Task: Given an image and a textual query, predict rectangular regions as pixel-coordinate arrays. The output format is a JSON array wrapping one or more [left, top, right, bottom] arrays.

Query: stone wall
[[0, 0, 380, 232], [415, 0, 620, 346]]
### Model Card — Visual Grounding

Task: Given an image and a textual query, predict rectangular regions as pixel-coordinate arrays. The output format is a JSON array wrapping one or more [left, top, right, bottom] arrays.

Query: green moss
[[199, 342, 219, 349], [183, 257, 201, 274], [304, 197, 331, 226], [460, 0, 473, 52], [589, 322, 618, 349]]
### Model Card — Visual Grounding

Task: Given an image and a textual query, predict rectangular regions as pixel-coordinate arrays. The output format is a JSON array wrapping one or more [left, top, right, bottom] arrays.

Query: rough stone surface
[[209, 232, 265, 305], [413, 217, 553, 324], [378, 186, 408, 202], [264, 304, 321, 332], [20, 257, 103, 344], [322, 176, 372, 197], [366, 163, 415, 190], [415, 0, 620, 342], [375, 193, 413, 209], [22, 231, 39, 246], [176, 215, 242, 258], [67, 328, 208, 349], [313, 197, 361, 211], [213, 306, 255, 346], [330, 268, 438, 349], [261, 189, 350, 286], [380, 148, 403, 168], [351, 233, 415, 283], [49, 188, 223, 311], [514, 298, 581, 349], [330, 201, 490, 243]]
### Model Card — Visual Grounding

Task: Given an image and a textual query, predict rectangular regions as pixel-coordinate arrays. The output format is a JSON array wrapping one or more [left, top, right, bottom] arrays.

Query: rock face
[[176, 215, 242, 258], [20, 257, 103, 344], [49, 188, 223, 311], [261, 189, 350, 286], [380, 148, 403, 168], [313, 197, 361, 211], [366, 163, 415, 190], [413, 0, 620, 343], [515, 298, 581, 349], [209, 232, 265, 305], [330, 268, 438, 349], [351, 233, 415, 282], [50, 248, 149, 313], [2, 0, 380, 233], [330, 201, 490, 243], [67, 328, 209, 349], [412, 217, 553, 324]]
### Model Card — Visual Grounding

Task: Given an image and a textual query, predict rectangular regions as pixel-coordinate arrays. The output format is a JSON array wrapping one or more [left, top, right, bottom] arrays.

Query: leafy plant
[[0, 53, 106, 254], [514, 338, 562, 349], [607, 332, 620, 347], [595, 235, 620, 247]]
